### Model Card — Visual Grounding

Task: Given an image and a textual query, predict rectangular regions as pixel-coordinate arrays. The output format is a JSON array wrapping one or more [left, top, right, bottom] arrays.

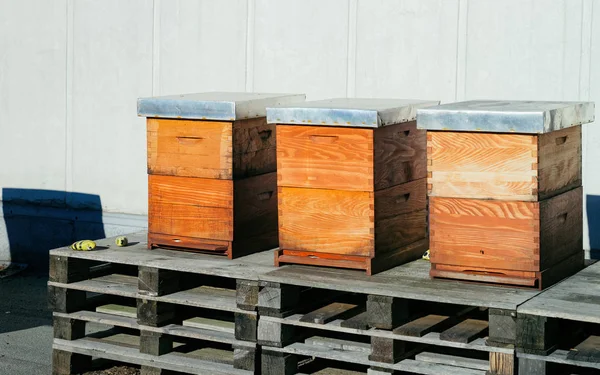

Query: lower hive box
[[148, 173, 278, 258], [429, 187, 584, 288]]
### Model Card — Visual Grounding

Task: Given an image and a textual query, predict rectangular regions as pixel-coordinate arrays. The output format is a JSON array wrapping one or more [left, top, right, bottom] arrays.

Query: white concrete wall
[[0, 0, 599, 263]]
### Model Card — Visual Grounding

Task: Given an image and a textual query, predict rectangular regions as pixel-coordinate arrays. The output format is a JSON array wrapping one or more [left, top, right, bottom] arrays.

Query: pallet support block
[[261, 349, 298, 375], [235, 312, 257, 342], [258, 282, 301, 317], [138, 266, 180, 297], [488, 309, 517, 347], [369, 336, 405, 364], [367, 295, 410, 330], [257, 319, 298, 348], [516, 314, 559, 355], [137, 299, 177, 327], [52, 349, 91, 375], [233, 345, 260, 371], [49, 255, 90, 284], [140, 330, 174, 356], [53, 316, 86, 341], [237, 279, 260, 311], [48, 285, 86, 313]]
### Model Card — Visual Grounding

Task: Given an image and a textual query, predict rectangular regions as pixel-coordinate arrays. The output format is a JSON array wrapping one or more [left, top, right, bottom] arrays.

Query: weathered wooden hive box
[[268, 98, 439, 274], [137, 92, 305, 258], [417, 100, 595, 288]]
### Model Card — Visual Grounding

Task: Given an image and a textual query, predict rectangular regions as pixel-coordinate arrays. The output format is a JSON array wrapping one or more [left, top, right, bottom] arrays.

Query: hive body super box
[[268, 98, 439, 274], [137, 92, 305, 258], [418, 100, 595, 288]]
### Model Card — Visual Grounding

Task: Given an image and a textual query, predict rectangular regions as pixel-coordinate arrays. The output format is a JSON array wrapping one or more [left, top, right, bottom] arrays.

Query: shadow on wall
[[588, 195, 600, 260], [2, 188, 105, 272]]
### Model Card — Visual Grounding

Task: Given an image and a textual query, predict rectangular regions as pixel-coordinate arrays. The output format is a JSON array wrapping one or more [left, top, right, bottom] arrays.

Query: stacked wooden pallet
[[256, 257, 542, 375], [516, 260, 600, 374], [48, 232, 272, 375]]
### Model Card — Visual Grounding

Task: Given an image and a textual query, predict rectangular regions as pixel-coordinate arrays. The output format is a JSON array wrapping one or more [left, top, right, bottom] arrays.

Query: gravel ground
[[84, 366, 140, 375]]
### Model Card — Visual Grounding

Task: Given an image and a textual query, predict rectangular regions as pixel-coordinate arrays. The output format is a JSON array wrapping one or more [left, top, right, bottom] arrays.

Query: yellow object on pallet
[[115, 236, 129, 247], [422, 249, 430, 261], [71, 240, 96, 251]]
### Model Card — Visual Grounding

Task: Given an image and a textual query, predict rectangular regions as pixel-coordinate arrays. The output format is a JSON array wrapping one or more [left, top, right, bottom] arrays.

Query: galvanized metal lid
[[417, 100, 595, 133], [137, 92, 306, 121], [267, 98, 440, 127]]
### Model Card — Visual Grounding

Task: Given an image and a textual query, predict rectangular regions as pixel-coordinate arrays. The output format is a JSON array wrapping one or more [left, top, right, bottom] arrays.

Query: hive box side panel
[[539, 187, 583, 269], [233, 172, 278, 256], [427, 131, 538, 201], [430, 197, 540, 272], [373, 121, 427, 190], [233, 117, 277, 178], [537, 126, 582, 201], [374, 179, 428, 253], [278, 187, 374, 256], [148, 175, 233, 242], [147, 118, 233, 179], [276, 125, 374, 191]]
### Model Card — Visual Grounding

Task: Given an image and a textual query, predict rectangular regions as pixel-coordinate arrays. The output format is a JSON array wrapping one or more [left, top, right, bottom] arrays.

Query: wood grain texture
[[537, 126, 582, 200], [147, 118, 233, 179], [489, 352, 515, 375], [233, 118, 276, 178], [374, 121, 427, 190], [374, 178, 427, 220], [149, 176, 233, 242], [277, 125, 374, 191], [278, 187, 374, 256], [430, 197, 540, 272], [428, 131, 538, 201]]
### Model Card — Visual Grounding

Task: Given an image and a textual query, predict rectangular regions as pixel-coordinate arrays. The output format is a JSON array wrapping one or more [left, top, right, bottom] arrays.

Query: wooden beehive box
[[137, 92, 305, 258], [268, 98, 439, 274], [417, 100, 595, 288]]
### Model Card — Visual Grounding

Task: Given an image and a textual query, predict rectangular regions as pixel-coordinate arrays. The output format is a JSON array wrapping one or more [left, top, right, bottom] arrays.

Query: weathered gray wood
[[48, 274, 137, 298], [140, 330, 173, 356], [139, 266, 180, 297], [440, 319, 488, 344], [301, 302, 363, 325], [55, 310, 253, 347], [236, 280, 259, 311], [518, 261, 600, 324], [369, 337, 404, 364], [49, 231, 275, 281], [265, 342, 487, 374], [516, 357, 556, 375], [262, 349, 298, 375], [566, 335, 600, 363], [184, 347, 234, 365], [233, 345, 258, 371], [53, 338, 252, 375], [516, 314, 558, 354], [96, 304, 137, 318], [49, 255, 90, 283], [305, 336, 371, 353], [259, 315, 512, 353], [415, 352, 489, 371], [235, 312, 257, 342], [257, 319, 299, 348], [487, 309, 517, 347], [48, 285, 86, 313], [367, 295, 409, 330], [260, 261, 540, 310], [183, 317, 235, 334], [53, 316, 86, 340], [366, 368, 393, 375], [518, 349, 600, 370], [52, 348, 91, 375], [394, 314, 449, 337], [341, 311, 369, 330], [137, 298, 176, 327], [156, 285, 242, 313]]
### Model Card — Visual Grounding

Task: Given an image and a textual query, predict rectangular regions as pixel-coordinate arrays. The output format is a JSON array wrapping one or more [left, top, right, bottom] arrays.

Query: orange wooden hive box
[[137, 92, 305, 258], [417, 100, 595, 288], [267, 98, 440, 274]]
